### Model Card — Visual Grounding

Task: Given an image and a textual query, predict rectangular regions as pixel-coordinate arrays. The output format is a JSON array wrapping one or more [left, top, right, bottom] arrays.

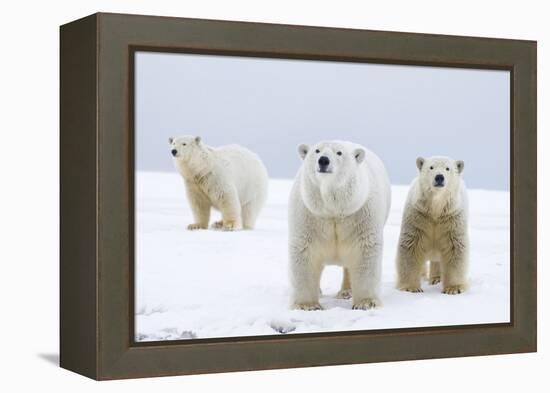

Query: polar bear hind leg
[[428, 261, 441, 285], [218, 189, 242, 231], [336, 268, 352, 299], [241, 199, 262, 230], [241, 182, 267, 230]]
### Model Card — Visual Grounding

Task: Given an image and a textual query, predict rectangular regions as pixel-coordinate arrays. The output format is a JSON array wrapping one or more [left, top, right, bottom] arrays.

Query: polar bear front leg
[[441, 250, 468, 294], [350, 243, 383, 310], [289, 246, 323, 310], [396, 244, 424, 293], [185, 185, 211, 230]]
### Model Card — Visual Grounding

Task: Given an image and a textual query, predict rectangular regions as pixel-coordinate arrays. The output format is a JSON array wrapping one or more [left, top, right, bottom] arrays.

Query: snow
[[135, 172, 510, 341]]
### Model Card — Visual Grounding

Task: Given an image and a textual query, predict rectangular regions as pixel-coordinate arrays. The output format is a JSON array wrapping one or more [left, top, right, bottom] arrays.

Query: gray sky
[[135, 52, 510, 190]]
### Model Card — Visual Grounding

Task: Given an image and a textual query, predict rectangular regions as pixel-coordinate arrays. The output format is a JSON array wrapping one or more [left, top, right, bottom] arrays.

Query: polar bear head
[[297, 141, 369, 217], [298, 141, 366, 178], [416, 156, 464, 194], [168, 135, 202, 162]]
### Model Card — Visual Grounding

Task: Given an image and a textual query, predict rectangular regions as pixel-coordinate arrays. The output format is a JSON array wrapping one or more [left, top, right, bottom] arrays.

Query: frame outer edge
[[88, 13, 536, 379], [59, 13, 99, 380], [518, 41, 537, 351]]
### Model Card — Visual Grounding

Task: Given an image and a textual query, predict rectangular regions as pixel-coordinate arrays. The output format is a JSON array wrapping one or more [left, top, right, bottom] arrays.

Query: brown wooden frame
[[60, 12, 537, 380]]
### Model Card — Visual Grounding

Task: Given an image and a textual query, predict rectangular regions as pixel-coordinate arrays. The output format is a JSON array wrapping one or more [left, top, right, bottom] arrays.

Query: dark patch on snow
[[180, 330, 197, 339], [270, 321, 296, 334], [135, 333, 148, 341]]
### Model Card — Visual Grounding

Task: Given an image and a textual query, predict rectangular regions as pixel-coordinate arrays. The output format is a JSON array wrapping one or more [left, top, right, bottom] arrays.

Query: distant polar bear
[[169, 136, 268, 231], [288, 140, 391, 310], [396, 156, 469, 294]]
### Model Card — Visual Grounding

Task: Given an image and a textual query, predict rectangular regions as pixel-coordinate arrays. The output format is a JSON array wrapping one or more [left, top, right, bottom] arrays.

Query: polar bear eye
[[315, 149, 320, 153], [182, 143, 186, 146], [337, 151, 342, 156], [429, 166, 434, 170], [446, 167, 450, 171]]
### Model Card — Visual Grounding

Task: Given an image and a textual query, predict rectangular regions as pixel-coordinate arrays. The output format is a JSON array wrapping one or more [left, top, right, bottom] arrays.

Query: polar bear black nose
[[171, 149, 177, 156], [318, 156, 330, 167], [434, 174, 445, 184]]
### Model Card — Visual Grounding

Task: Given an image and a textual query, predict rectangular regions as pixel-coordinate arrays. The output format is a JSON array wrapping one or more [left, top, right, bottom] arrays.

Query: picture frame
[[60, 12, 536, 380]]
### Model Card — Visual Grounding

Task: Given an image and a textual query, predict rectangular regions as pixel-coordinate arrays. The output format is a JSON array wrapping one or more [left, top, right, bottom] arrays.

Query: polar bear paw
[[336, 289, 352, 299], [399, 285, 424, 293], [210, 220, 224, 229], [443, 285, 465, 295], [211, 220, 241, 231], [352, 298, 381, 310], [222, 220, 239, 231], [187, 223, 207, 231], [428, 276, 441, 285], [292, 302, 323, 311]]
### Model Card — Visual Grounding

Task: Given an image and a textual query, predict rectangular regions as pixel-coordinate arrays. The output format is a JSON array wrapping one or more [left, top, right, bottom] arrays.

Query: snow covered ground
[[135, 172, 510, 341]]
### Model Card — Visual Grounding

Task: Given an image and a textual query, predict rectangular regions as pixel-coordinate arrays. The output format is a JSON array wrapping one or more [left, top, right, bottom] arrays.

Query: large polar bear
[[288, 140, 391, 310], [169, 136, 268, 231], [396, 156, 469, 294]]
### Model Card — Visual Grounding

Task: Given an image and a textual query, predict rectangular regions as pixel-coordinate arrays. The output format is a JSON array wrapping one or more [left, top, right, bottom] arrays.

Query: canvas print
[[133, 52, 510, 341]]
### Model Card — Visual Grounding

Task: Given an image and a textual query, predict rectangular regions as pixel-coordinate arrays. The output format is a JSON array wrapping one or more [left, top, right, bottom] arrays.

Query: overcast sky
[[135, 52, 510, 190]]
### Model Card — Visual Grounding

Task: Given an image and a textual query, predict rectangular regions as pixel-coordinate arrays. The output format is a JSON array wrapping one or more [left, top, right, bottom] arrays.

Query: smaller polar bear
[[169, 136, 268, 231], [288, 141, 391, 310], [396, 156, 469, 294]]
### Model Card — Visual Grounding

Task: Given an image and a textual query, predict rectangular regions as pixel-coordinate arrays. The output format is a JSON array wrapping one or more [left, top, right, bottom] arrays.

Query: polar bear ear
[[195, 136, 202, 144], [354, 148, 365, 164], [298, 144, 309, 160], [168, 137, 174, 144], [416, 157, 425, 171], [456, 160, 465, 174]]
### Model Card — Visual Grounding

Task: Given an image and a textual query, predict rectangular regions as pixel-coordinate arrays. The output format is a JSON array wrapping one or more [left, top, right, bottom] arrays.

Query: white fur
[[170, 136, 268, 231], [288, 140, 391, 310], [396, 156, 469, 294]]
